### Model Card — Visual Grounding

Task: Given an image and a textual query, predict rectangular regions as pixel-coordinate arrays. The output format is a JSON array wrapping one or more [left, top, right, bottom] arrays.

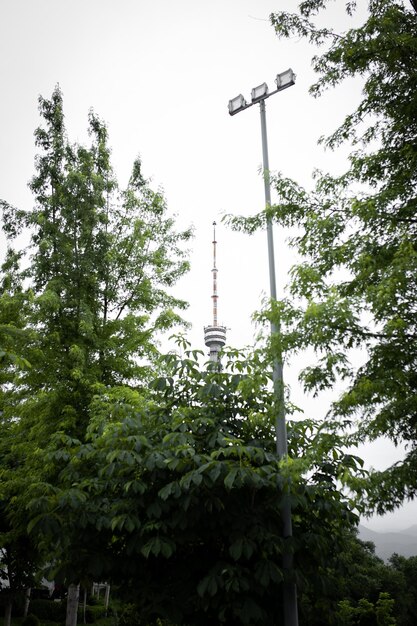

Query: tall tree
[[227, 0, 417, 514], [1, 85, 191, 438], [0, 86, 191, 624]]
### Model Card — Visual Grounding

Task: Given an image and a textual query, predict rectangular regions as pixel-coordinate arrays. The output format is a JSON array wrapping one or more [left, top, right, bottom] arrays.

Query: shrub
[[87, 594, 99, 606], [29, 598, 66, 622], [117, 606, 178, 626], [80, 604, 108, 623], [31, 588, 51, 600]]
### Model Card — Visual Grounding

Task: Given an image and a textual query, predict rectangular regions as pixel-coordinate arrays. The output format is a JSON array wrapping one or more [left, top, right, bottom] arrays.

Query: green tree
[[0, 253, 37, 626], [336, 592, 396, 626], [299, 527, 404, 626], [376, 592, 396, 626], [227, 0, 417, 513], [0, 86, 191, 625], [2, 85, 191, 438], [388, 554, 417, 625], [26, 346, 362, 625]]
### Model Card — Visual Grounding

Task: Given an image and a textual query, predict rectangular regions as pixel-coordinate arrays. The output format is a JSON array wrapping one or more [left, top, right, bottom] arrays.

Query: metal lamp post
[[228, 68, 298, 626]]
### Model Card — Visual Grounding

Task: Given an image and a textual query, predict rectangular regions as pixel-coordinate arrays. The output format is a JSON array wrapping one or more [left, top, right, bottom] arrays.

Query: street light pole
[[259, 98, 287, 459], [260, 97, 298, 626], [228, 69, 298, 626]]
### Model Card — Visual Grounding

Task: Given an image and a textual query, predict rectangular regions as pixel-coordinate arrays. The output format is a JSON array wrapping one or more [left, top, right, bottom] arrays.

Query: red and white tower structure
[[204, 221, 226, 362]]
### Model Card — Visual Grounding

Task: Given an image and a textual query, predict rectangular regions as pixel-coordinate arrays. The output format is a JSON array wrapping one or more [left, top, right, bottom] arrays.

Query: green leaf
[[224, 468, 238, 490], [229, 538, 243, 560], [158, 483, 174, 501]]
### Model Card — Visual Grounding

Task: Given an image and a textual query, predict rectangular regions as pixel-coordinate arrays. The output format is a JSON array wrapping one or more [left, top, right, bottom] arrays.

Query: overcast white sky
[[1, 0, 416, 531]]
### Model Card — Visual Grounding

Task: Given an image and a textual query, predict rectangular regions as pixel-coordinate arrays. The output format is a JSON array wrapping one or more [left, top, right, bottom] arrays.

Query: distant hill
[[358, 524, 417, 561], [401, 524, 417, 537]]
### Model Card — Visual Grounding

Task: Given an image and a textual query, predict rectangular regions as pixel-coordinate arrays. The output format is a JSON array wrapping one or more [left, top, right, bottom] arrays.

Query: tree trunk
[[4, 601, 12, 626], [104, 584, 111, 616], [24, 588, 31, 618], [82, 587, 87, 625], [66, 583, 80, 626]]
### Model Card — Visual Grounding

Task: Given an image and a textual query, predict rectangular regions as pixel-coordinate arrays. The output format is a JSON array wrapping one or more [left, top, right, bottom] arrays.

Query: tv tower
[[204, 221, 226, 363]]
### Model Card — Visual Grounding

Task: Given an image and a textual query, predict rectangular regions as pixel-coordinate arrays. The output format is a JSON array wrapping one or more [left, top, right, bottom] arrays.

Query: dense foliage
[[227, 0, 417, 513], [0, 87, 191, 626], [1, 85, 191, 436], [2, 4, 417, 619], [25, 347, 362, 625]]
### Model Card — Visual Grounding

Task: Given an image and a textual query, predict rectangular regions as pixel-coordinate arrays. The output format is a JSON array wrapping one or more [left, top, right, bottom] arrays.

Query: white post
[[23, 588, 31, 618], [66, 583, 80, 626], [104, 585, 111, 615], [83, 587, 87, 625]]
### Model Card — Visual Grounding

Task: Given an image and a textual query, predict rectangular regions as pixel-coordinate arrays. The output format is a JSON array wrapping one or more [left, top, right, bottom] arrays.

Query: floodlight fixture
[[251, 82, 269, 104], [228, 94, 248, 116], [275, 68, 296, 91]]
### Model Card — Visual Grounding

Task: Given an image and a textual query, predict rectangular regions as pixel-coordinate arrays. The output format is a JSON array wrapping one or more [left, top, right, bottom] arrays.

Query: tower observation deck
[[204, 221, 226, 363]]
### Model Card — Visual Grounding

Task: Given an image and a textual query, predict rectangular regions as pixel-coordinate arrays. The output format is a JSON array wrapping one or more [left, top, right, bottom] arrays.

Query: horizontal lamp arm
[[228, 68, 295, 116]]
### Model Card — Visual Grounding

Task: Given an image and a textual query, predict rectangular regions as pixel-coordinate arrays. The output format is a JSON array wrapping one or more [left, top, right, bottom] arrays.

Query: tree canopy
[[227, 0, 417, 514], [1, 85, 192, 436], [25, 346, 362, 625], [0, 86, 192, 626]]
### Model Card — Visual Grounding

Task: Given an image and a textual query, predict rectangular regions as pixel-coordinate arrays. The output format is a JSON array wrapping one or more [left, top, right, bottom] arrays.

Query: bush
[[31, 588, 51, 600], [29, 598, 66, 622], [80, 604, 108, 623], [21, 614, 40, 626], [117, 605, 177, 626], [87, 594, 99, 606]]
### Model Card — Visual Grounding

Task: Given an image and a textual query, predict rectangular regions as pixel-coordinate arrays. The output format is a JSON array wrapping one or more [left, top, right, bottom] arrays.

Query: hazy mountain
[[358, 524, 417, 561], [402, 524, 417, 537]]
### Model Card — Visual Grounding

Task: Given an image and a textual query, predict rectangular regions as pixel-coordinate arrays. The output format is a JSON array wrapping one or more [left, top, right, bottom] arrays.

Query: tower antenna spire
[[212, 221, 218, 326], [204, 221, 226, 363]]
